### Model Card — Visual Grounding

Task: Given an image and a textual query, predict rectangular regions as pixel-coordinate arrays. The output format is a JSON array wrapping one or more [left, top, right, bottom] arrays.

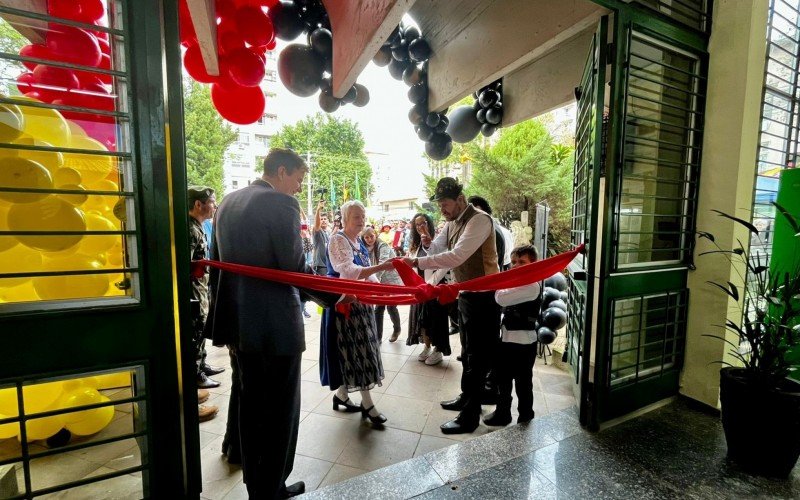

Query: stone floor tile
[[26, 453, 103, 492], [295, 413, 357, 463], [199, 435, 243, 500], [379, 352, 412, 372], [384, 372, 444, 402], [413, 435, 460, 458], [37, 466, 143, 499], [300, 381, 333, 412], [373, 394, 434, 434], [219, 480, 247, 500], [543, 393, 577, 413], [370, 370, 398, 393], [317, 463, 367, 489], [420, 407, 493, 443], [336, 425, 421, 471], [399, 357, 449, 379], [286, 455, 334, 491]]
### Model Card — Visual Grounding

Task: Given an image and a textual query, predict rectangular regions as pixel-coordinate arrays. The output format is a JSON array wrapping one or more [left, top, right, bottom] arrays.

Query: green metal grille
[[615, 32, 703, 268], [566, 276, 587, 384], [0, 0, 141, 310], [609, 289, 688, 387], [632, 0, 709, 32]]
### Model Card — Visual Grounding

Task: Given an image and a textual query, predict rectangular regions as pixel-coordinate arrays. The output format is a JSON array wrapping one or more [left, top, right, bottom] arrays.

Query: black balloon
[[425, 112, 440, 128], [537, 326, 557, 345], [408, 38, 431, 62], [434, 115, 448, 133], [278, 44, 324, 97], [560, 291, 569, 302], [270, 1, 305, 41], [373, 45, 393, 67], [318, 76, 332, 93], [318, 90, 340, 113], [408, 103, 427, 126], [408, 83, 427, 104], [485, 105, 502, 125], [387, 26, 401, 47], [353, 83, 370, 107], [478, 89, 499, 108], [404, 25, 421, 41], [431, 131, 452, 145], [447, 105, 482, 143], [540, 307, 567, 330], [472, 99, 482, 111], [476, 108, 487, 124], [402, 65, 424, 86], [542, 287, 561, 306], [480, 123, 496, 137], [417, 124, 434, 141], [388, 58, 408, 80], [548, 299, 568, 312], [545, 272, 568, 292], [392, 40, 409, 61], [342, 85, 358, 104], [425, 138, 453, 161], [310, 28, 333, 58]]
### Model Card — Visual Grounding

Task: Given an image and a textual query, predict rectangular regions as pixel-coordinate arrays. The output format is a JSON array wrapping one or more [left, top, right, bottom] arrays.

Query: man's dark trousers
[[457, 291, 501, 423], [237, 350, 301, 499]]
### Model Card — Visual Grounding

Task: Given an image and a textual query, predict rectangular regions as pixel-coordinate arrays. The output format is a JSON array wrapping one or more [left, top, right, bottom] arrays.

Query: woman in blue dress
[[320, 200, 393, 424]]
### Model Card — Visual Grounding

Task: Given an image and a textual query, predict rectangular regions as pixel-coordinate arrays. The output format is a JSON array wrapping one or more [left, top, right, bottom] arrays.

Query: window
[[232, 180, 239, 189], [264, 91, 277, 99], [383, 204, 389, 212], [231, 162, 249, 170], [257, 113, 277, 125], [238, 132, 250, 144], [265, 70, 277, 82], [255, 134, 270, 147], [408, 201, 415, 210]]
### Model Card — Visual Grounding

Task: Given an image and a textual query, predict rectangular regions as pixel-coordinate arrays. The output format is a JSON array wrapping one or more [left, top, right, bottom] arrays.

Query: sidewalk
[[198, 306, 575, 499]]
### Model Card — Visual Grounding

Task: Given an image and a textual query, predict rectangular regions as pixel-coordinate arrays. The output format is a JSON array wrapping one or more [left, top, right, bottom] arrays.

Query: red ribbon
[[193, 244, 584, 307]]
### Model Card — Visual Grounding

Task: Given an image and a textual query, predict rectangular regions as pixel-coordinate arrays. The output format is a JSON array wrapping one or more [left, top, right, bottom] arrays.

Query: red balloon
[[216, 0, 237, 20], [46, 25, 102, 67], [32, 64, 80, 91], [47, 0, 82, 20], [78, 0, 105, 22], [183, 44, 218, 84], [235, 6, 274, 47], [179, 0, 197, 46], [215, 56, 242, 90], [227, 48, 265, 87], [210, 83, 266, 124], [19, 44, 52, 71], [98, 37, 110, 55], [265, 38, 277, 51], [16, 72, 35, 94]]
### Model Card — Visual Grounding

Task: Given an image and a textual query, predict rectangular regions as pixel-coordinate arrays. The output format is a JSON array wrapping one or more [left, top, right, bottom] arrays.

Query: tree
[[468, 120, 574, 253], [266, 113, 371, 213], [183, 81, 237, 198], [0, 22, 29, 95]]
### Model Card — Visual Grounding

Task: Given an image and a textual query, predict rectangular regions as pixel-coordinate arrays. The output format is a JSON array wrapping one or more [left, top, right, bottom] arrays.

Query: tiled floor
[[197, 306, 575, 499]]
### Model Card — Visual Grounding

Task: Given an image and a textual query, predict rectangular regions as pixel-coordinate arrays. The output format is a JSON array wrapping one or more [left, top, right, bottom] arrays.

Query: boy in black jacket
[[484, 245, 542, 426]]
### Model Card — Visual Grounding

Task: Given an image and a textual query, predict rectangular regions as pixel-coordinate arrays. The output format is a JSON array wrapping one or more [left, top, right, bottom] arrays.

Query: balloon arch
[[178, 0, 505, 160]]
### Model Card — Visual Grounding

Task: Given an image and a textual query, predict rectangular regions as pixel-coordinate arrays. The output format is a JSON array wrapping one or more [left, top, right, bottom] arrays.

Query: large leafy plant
[[699, 203, 800, 388]]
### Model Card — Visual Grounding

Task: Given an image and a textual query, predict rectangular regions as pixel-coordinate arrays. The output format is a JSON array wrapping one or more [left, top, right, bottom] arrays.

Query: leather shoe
[[201, 363, 225, 376], [440, 417, 478, 435], [332, 394, 361, 412], [440, 394, 466, 411], [483, 409, 512, 426], [280, 481, 305, 498], [517, 412, 535, 424], [197, 372, 221, 389], [197, 389, 210, 404]]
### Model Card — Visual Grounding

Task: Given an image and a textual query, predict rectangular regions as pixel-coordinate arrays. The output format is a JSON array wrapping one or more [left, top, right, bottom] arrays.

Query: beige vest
[[446, 205, 498, 283]]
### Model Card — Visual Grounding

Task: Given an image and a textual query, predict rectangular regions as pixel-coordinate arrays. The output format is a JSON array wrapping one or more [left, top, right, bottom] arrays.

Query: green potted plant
[[699, 203, 800, 478]]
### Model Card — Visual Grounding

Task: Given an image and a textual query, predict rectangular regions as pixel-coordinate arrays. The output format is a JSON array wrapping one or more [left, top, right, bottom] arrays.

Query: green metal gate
[[0, 0, 197, 497]]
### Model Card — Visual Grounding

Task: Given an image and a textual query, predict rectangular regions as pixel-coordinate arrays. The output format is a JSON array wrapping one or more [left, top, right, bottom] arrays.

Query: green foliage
[[467, 120, 574, 253], [0, 21, 28, 95], [267, 113, 371, 210], [183, 81, 236, 198], [700, 204, 800, 387]]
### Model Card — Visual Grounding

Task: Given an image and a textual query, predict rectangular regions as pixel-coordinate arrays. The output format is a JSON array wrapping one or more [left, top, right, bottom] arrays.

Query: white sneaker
[[425, 350, 443, 365], [418, 345, 432, 361]]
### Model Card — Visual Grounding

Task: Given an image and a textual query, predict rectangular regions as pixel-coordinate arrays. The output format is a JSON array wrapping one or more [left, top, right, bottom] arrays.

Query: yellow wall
[[680, 0, 768, 407]]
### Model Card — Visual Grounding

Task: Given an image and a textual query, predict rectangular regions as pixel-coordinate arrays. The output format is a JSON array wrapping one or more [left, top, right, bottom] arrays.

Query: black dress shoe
[[440, 417, 478, 435], [197, 372, 221, 389], [440, 394, 466, 411], [201, 363, 225, 376], [332, 394, 361, 412], [483, 409, 512, 426], [449, 326, 459, 335], [280, 481, 305, 498], [517, 412, 535, 424], [360, 404, 387, 424]]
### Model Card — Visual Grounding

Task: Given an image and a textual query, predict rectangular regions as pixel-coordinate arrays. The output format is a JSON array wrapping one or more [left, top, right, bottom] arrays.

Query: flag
[[329, 175, 336, 206], [354, 171, 361, 201], [342, 181, 349, 202]]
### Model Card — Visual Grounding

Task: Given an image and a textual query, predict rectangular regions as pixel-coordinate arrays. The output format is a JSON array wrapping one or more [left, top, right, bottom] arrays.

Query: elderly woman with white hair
[[319, 200, 393, 424]]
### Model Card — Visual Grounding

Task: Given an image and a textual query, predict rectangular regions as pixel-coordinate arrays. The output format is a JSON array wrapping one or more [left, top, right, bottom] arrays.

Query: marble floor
[[198, 306, 575, 499]]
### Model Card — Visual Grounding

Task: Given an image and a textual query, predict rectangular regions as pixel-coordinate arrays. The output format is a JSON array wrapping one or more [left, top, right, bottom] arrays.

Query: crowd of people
[[188, 148, 547, 499]]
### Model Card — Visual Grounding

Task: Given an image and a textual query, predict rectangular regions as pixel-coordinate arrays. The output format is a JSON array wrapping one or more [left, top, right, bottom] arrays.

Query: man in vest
[[403, 177, 501, 434]]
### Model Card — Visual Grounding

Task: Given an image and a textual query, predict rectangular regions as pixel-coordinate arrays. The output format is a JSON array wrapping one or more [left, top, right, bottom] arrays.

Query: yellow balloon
[[65, 395, 114, 436], [0, 205, 18, 252], [0, 103, 24, 143], [58, 184, 88, 206], [63, 135, 113, 185], [32, 255, 110, 300], [22, 382, 63, 414], [59, 388, 103, 424], [66, 120, 86, 137], [79, 213, 117, 255], [84, 178, 119, 213], [0, 157, 53, 204], [95, 372, 131, 390], [7, 197, 86, 252], [107, 241, 124, 267], [53, 167, 82, 187], [0, 281, 39, 303], [0, 388, 17, 415], [0, 245, 43, 288], [14, 96, 71, 146], [0, 136, 65, 174], [24, 413, 64, 441], [0, 414, 19, 439]]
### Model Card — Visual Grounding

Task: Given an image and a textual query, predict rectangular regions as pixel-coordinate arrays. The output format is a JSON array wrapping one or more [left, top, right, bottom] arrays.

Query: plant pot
[[720, 367, 800, 478]]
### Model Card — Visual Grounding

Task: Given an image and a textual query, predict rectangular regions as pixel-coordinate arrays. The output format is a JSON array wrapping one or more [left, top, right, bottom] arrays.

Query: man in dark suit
[[206, 148, 344, 499]]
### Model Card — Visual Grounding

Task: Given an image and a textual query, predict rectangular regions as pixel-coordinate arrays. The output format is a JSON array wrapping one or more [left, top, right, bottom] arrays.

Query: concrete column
[[680, 0, 769, 407]]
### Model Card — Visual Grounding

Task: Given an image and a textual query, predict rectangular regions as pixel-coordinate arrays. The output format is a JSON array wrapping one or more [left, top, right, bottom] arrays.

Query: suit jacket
[[206, 179, 338, 355]]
